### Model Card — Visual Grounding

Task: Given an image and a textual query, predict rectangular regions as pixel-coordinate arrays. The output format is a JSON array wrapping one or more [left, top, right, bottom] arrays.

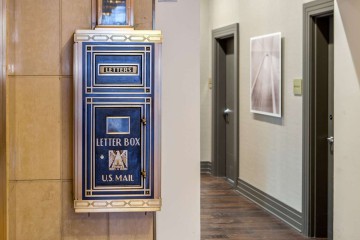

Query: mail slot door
[[83, 97, 153, 200]]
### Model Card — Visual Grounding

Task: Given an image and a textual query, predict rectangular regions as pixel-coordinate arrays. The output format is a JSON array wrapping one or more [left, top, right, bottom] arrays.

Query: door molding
[[302, 0, 334, 236], [211, 23, 239, 185], [0, 0, 6, 238]]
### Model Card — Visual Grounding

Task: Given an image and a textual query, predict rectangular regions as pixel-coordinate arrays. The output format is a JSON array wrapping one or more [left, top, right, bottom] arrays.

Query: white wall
[[206, 0, 303, 211], [333, 0, 360, 239], [155, 1, 201, 240], [200, 0, 211, 163]]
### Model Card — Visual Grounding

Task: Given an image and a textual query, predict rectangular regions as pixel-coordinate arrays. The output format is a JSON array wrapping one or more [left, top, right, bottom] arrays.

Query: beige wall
[[155, 0, 201, 239], [334, 0, 360, 239], [6, 0, 155, 239], [200, 0, 211, 163], [205, 0, 303, 211]]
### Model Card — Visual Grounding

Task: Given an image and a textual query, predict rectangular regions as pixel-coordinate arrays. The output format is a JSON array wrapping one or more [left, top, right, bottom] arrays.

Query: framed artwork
[[97, 0, 134, 27], [250, 32, 282, 117]]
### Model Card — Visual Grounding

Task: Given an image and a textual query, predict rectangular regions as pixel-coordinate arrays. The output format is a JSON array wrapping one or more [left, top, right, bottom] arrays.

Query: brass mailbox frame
[[73, 29, 162, 212]]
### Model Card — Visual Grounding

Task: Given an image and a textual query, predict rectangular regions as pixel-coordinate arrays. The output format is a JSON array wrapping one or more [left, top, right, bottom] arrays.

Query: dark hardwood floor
[[201, 173, 326, 240]]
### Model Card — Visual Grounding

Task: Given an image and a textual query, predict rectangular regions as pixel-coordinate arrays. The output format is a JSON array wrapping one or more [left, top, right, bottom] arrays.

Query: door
[[312, 14, 334, 239], [212, 24, 239, 184], [327, 15, 334, 240], [214, 37, 235, 181], [303, 1, 335, 238], [223, 37, 236, 182]]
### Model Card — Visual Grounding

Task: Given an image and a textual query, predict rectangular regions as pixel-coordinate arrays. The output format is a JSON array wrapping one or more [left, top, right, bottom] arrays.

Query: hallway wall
[[200, 0, 211, 163], [333, 0, 360, 239], [205, 0, 304, 211], [6, 0, 200, 239], [201, 1, 360, 238], [155, 0, 201, 239]]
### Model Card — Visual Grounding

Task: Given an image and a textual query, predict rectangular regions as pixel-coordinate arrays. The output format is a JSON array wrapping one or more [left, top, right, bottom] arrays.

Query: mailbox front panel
[[74, 30, 161, 213]]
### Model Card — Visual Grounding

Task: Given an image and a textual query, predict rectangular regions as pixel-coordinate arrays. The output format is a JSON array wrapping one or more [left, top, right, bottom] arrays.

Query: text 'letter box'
[[73, 30, 162, 213]]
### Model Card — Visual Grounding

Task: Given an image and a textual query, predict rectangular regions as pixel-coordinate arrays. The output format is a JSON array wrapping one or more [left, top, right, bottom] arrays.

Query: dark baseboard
[[200, 161, 212, 174], [236, 179, 303, 232]]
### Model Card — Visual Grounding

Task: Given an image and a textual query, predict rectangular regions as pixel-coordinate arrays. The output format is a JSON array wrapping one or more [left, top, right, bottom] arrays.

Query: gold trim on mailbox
[[74, 29, 162, 43], [74, 199, 162, 213]]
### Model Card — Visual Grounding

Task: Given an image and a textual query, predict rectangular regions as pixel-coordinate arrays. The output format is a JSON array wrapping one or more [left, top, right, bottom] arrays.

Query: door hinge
[[141, 117, 147, 125], [141, 170, 147, 178]]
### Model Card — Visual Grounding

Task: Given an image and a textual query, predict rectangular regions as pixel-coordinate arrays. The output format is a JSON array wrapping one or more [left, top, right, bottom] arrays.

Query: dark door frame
[[302, 0, 334, 237], [0, 0, 6, 239], [211, 23, 239, 186]]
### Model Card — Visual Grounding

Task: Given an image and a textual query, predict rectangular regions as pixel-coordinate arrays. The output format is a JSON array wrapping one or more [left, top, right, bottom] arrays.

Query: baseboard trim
[[200, 161, 212, 174], [236, 179, 303, 232]]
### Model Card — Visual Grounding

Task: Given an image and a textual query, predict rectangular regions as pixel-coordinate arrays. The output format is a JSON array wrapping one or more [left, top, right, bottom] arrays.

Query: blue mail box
[[73, 30, 162, 213]]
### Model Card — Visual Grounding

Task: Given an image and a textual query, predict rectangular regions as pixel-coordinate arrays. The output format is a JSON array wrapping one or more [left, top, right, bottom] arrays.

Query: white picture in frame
[[250, 32, 281, 117]]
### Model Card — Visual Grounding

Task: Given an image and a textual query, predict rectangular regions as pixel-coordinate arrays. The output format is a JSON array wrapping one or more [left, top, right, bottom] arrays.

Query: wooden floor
[[201, 173, 326, 240]]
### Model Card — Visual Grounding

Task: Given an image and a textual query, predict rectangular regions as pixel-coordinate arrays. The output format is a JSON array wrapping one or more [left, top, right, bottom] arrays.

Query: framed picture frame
[[97, 0, 134, 28], [250, 32, 282, 117]]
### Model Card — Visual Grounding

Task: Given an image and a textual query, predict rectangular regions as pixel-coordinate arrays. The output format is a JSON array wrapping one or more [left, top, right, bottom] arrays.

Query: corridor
[[201, 174, 326, 240]]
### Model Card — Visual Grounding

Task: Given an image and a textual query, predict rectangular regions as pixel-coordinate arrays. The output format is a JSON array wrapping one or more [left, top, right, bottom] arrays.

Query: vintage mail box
[[73, 29, 162, 212]]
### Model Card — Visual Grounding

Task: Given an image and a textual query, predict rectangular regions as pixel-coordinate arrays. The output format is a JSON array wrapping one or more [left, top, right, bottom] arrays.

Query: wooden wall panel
[[134, 0, 153, 30], [4, 0, 155, 239], [0, 0, 6, 238]]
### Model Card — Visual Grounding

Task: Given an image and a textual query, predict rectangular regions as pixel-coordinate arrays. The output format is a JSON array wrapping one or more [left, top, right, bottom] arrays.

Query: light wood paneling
[[6, 1, 156, 239], [6, 0, 14, 74], [62, 181, 108, 240], [14, 0, 60, 76], [14, 181, 62, 240], [134, 0, 153, 30], [61, 0, 92, 76], [61, 77, 73, 180], [7, 77, 15, 181], [8, 183, 15, 240], [0, 0, 6, 239], [13, 77, 61, 180], [109, 212, 154, 240]]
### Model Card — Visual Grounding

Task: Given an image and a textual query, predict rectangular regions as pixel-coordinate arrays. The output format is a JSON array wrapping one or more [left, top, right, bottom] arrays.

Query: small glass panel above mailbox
[[101, 0, 127, 25], [98, 0, 133, 27]]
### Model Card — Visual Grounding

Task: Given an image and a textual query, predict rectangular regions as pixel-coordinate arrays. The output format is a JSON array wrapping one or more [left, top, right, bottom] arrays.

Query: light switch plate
[[293, 79, 302, 96]]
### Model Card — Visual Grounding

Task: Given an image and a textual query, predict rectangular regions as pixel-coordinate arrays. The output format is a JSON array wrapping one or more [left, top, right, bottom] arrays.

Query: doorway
[[211, 23, 239, 184], [303, 0, 334, 239]]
